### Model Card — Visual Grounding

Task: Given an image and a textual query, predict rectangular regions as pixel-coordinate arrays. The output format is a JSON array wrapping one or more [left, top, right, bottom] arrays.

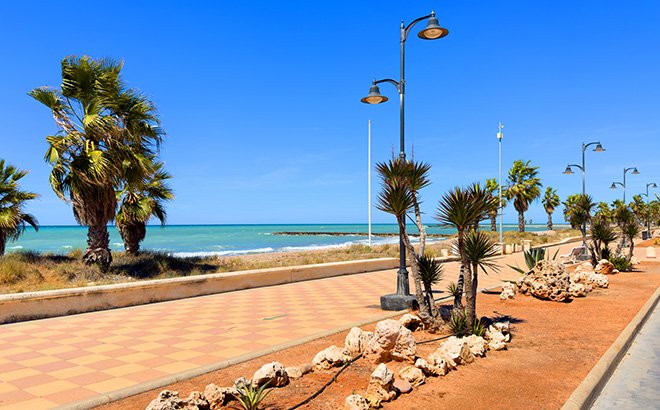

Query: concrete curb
[[561, 286, 660, 410], [54, 286, 504, 410]]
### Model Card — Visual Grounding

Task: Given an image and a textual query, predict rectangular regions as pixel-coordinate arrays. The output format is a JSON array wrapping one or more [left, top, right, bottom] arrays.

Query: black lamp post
[[610, 167, 640, 203], [361, 10, 448, 311]]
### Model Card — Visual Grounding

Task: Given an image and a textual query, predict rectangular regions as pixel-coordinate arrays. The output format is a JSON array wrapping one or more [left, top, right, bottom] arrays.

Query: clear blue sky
[[1, 1, 659, 225]]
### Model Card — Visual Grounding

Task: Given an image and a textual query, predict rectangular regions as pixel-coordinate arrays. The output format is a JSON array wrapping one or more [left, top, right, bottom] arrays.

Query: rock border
[[561, 286, 660, 410]]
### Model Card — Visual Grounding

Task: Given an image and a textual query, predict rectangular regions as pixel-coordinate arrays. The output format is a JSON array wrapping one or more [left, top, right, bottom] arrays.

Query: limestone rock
[[365, 363, 397, 406], [595, 259, 618, 275], [233, 377, 250, 390], [575, 261, 595, 274], [569, 282, 588, 297], [434, 337, 475, 366], [393, 379, 413, 394], [464, 335, 487, 357], [313, 346, 351, 371], [251, 362, 288, 387], [415, 357, 444, 376], [399, 313, 424, 331], [285, 366, 303, 380], [344, 394, 370, 410], [145, 390, 210, 410], [572, 269, 609, 289], [425, 351, 451, 374], [299, 363, 313, 375], [363, 319, 417, 364], [203, 384, 237, 409], [516, 260, 572, 301], [500, 282, 516, 300], [398, 365, 426, 386], [485, 329, 506, 351], [492, 321, 510, 334], [344, 327, 375, 355]]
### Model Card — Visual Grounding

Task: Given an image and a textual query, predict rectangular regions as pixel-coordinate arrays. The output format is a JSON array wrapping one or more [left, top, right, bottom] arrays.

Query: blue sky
[[1, 1, 659, 225]]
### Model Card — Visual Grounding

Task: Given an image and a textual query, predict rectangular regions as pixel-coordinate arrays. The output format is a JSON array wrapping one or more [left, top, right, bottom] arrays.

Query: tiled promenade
[[0, 242, 578, 409]]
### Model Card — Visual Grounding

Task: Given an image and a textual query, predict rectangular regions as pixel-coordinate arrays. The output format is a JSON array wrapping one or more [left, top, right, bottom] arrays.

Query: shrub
[[0, 257, 27, 284], [609, 255, 632, 272], [448, 309, 469, 336], [472, 317, 487, 337], [236, 381, 271, 410]]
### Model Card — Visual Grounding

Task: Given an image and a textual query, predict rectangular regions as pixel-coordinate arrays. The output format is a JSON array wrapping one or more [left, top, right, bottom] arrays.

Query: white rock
[[575, 261, 595, 274], [313, 346, 351, 371], [344, 394, 370, 410], [344, 327, 374, 355], [492, 321, 510, 334], [285, 366, 303, 380], [399, 313, 424, 331], [398, 365, 426, 386], [363, 319, 416, 364], [204, 384, 237, 408], [569, 282, 588, 297], [595, 259, 617, 275], [500, 282, 516, 300], [434, 337, 475, 366], [485, 329, 507, 351], [464, 335, 488, 357], [251, 361, 289, 387], [366, 363, 397, 406]]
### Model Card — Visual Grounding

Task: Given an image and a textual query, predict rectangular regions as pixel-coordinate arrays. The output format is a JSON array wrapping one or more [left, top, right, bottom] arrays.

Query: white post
[[368, 119, 372, 246], [497, 122, 504, 246]]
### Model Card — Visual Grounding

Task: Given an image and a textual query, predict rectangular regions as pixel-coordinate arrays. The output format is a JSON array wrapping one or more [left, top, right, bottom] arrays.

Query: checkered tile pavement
[[0, 244, 574, 409]]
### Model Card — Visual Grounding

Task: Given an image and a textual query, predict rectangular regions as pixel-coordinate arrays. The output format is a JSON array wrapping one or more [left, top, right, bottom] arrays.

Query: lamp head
[[651, 183, 658, 188], [593, 143, 605, 152], [610, 182, 618, 189], [417, 12, 449, 40], [361, 83, 388, 104], [563, 165, 574, 175], [632, 168, 640, 175]]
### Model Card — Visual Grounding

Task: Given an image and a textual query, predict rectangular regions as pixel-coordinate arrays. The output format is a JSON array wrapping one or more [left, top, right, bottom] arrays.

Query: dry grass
[[0, 228, 578, 294]]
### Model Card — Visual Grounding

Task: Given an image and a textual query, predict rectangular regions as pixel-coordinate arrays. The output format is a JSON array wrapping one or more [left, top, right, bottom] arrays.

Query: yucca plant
[[417, 254, 444, 316], [472, 317, 487, 337], [446, 281, 462, 309], [236, 382, 272, 410], [463, 230, 500, 322], [508, 247, 558, 275], [590, 215, 617, 261], [448, 309, 469, 336]]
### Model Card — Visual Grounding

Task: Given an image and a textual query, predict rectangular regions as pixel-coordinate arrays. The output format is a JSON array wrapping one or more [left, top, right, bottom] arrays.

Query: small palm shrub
[[509, 247, 558, 275], [236, 382, 271, 410], [609, 255, 632, 272], [446, 282, 460, 298], [472, 317, 487, 337], [448, 309, 469, 336]]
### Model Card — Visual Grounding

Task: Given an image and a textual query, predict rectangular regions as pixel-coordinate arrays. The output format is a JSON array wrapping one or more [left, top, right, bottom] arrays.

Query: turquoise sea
[[8, 224, 563, 257]]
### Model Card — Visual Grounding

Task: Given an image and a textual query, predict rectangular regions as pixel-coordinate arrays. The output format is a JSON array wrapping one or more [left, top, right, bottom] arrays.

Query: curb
[[55, 285, 502, 410], [561, 286, 660, 410]]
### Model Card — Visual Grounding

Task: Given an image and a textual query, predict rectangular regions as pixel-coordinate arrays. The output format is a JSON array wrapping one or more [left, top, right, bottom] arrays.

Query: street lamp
[[643, 182, 657, 237], [610, 167, 640, 203], [562, 141, 605, 196], [362, 10, 449, 311]]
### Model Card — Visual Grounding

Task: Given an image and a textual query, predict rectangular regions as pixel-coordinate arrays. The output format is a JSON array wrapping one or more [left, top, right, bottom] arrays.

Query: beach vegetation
[[485, 178, 505, 232], [0, 160, 39, 256], [116, 159, 174, 255], [589, 215, 617, 261], [30, 56, 164, 272], [505, 160, 542, 232], [562, 193, 595, 246], [542, 187, 560, 230], [417, 254, 444, 317]]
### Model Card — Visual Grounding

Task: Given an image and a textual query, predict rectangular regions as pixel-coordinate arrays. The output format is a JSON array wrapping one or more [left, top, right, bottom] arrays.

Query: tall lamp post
[[361, 10, 448, 311], [497, 122, 504, 246], [643, 182, 657, 237], [610, 167, 640, 203], [562, 141, 605, 248]]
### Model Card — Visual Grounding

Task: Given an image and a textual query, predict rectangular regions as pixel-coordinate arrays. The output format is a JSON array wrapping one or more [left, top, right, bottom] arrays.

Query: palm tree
[[505, 160, 542, 232], [485, 178, 500, 231], [376, 159, 435, 320], [463, 229, 500, 326], [30, 56, 163, 271], [542, 187, 560, 230], [563, 194, 595, 245], [590, 215, 617, 261], [0, 160, 38, 255], [435, 184, 491, 326], [614, 206, 639, 258], [116, 160, 173, 255]]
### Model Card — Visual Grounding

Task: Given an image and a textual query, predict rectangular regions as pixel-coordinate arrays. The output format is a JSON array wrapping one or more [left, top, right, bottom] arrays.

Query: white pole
[[498, 122, 504, 246], [368, 119, 372, 246]]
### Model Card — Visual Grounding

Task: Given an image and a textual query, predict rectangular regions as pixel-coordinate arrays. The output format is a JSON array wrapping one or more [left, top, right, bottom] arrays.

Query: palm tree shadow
[[111, 252, 217, 279]]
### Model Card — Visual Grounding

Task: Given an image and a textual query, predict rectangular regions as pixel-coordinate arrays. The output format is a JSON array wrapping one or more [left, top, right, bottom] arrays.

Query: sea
[[7, 224, 562, 257]]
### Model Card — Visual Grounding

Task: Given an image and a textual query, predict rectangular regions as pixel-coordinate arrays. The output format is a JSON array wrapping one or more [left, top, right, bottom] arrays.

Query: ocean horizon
[[8, 223, 567, 257]]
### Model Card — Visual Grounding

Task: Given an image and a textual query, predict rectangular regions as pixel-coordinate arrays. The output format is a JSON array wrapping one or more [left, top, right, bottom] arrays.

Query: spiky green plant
[[0, 160, 38, 255], [505, 160, 542, 232], [417, 254, 444, 316], [472, 317, 487, 337], [508, 247, 559, 275], [590, 215, 617, 261], [448, 309, 469, 336], [235, 382, 272, 410]]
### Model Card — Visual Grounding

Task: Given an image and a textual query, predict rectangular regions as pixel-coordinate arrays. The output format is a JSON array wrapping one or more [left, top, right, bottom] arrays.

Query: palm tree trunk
[[490, 215, 497, 231], [518, 211, 525, 232], [119, 223, 141, 256], [547, 212, 553, 230], [0, 233, 6, 256], [454, 265, 464, 310], [468, 262, 479, 325], [412, 196, 426, 256], [83, 224, 113, 272], [457, 230, 475, 325], [628, 237, 635, 260], [397, 218, 434, 319]]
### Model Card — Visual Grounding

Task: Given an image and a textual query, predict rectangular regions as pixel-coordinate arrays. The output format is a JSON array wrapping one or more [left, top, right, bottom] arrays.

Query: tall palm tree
[[30, 56, 163, 271], [116, 160, 173, 255], [376, 159, 435, 320], [505, 160, 542, 232], [435, 184, 491, 326], [0, 160, 38, 255], [542, 187, 560, 230]]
